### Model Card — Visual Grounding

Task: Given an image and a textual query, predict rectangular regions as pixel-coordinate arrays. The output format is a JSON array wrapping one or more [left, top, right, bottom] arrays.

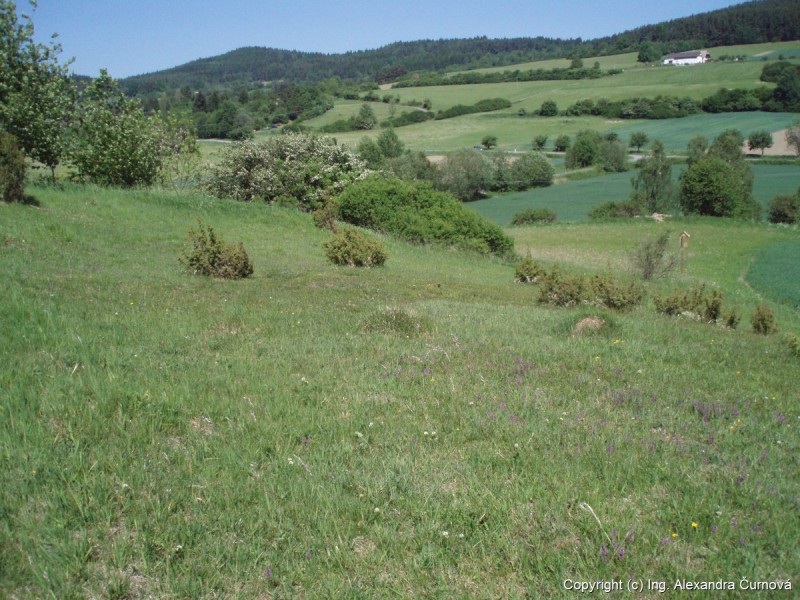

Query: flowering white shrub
[[204, 133, 368, 211]]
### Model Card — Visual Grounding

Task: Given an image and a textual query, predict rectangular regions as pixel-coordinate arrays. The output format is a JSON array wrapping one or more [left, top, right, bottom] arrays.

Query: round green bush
[[324, 228, 387, 267]]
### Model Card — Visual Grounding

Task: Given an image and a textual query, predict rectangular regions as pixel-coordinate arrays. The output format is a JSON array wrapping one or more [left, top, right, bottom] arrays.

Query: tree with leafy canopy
[[352, 103, 377, 130], [629, 131, 648, 152], [0, 0, 75, 181], [631, 140, 676, 213], [376, 127, 404, 158], [69, 70, 184, 187], [785, 119, 800, 156], [481, 135, 498, 150], [747, 130, 773, 156], [539, 100, 557, 116]]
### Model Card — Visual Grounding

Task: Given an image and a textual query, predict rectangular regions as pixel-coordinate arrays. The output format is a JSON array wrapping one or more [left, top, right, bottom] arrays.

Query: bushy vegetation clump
[[69, 71, 194, 187], [323, 227, 387, 267], [537, 266, 644, 310], [361, 306, 432, 336], [510, 208, 557, 226], [679, 130, 760, 220], [751, 303, 777, 335], [768, 190, 798, 224], [336, 175, 514, 257], [588, 199, 642, 221], [0, 132, 26, 203], [514, 251, 547, 283], [180, 222, 254, 279], [204, 133, 368, 210], [653, 283, 740, 327]]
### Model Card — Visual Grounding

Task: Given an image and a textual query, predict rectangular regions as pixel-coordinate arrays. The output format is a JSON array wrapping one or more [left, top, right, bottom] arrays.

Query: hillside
[[121, 0, 799, 93], [2, 185, 798, 596]]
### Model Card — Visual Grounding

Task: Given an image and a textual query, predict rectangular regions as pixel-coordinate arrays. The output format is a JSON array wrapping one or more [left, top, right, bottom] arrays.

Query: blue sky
[[27, 0, 739, 78]]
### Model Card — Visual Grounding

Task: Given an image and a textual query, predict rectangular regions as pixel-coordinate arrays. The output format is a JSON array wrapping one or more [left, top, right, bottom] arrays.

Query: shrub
[[553, 135, 571, 152], [565, 130, 601, 169], [786, 333, 800, 358], [630, 231, 677, 280], [588, 273, 644, 311], [180, 222, 254, 280], [0, 132, 26, 203], [434, 148, 492, 201], [599, 140, 629, 172], [653, 284, 738, 326], [324, 228, 387, 267], [751, 304, 777, 335], [510, 153, 554, 190], [312, 201, 339, 231], [204, 133, 368, 211], [511, 208, 557, 226], [538, 267, 587, 307], [361, 306, 431, 336], [514, 251, 546, 283], [588, 199, 641, 220], [768, 193, 798, 224], [337, 175, 514, 257]]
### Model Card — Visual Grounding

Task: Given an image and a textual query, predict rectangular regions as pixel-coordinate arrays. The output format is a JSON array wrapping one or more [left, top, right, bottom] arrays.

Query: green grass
[[469, 163, 800, 225], [1, 184, 798, 597], [746, 239, 800, 308], [293, 40, 800, 155]]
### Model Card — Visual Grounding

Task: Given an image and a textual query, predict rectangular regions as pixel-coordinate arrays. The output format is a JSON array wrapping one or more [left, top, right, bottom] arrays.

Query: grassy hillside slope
[[1, 186, 798, 597]]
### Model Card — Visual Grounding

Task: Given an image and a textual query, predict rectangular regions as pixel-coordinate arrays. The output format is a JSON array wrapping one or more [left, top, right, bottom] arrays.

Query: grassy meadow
[[290, 41, 800, 155], [1, 183, 799, 597]]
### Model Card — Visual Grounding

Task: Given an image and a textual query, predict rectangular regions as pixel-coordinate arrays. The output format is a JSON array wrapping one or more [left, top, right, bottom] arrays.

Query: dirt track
[[743, 128, 797, 157]]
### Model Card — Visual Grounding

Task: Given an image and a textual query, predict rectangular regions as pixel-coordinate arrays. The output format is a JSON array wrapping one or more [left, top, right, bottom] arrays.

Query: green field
[[469, 163, 800, 225], [1, 184, 799, 597], [746, 239, 800, 308], [292, 41, 800, 155]]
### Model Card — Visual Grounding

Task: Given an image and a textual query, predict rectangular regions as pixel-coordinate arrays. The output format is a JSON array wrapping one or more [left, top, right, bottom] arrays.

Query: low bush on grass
[[312, 201, 339, 231], [324, 228, 387, 267], [786, 333, 800, 358], [336, 174, 514, 257], [537, 267, 643, 310], [588, 199, 642, 220], [751, 304, 777, 335], [180, 222, 254, 279], [514, 251, 546, 283], [653, 283, 740, 327], [768, 192, 798, 224], [510, 208, 557, 226], [0, 132, 26, 203], [361, 306, 432, 336]]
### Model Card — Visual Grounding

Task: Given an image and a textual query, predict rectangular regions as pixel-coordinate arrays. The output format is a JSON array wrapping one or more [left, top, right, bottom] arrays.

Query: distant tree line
[[392, 65, 620, 88], [119, 0, 798, 96]]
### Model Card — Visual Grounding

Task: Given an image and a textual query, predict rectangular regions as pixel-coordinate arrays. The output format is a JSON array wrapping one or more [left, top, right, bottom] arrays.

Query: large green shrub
[[204, 133, 368, 211], [510, 153, 554, 190], [336, 175, 514, 257], [180, 222, 254, 280], [0, 132, 26, 203], [324, 228, 387, 267], [768, 191, 798, 224]]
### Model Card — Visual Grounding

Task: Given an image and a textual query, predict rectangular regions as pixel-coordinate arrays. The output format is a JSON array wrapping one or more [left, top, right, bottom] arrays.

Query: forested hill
[[122, 0, 798, 94]]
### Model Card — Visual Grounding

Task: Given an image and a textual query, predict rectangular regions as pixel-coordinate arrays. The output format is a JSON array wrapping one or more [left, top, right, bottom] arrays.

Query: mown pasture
[[1, 184, 798, 597]]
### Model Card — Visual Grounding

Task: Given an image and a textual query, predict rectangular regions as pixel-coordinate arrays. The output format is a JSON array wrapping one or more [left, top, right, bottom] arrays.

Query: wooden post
[[680, 231, 690, 273]]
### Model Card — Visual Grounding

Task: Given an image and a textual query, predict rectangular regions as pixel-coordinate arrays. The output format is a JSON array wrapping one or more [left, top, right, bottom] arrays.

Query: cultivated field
[[1, 185, 798, 597]]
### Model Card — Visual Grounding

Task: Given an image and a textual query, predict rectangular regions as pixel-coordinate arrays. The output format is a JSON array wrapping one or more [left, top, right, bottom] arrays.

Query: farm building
[[662, 50, 711, 65]]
